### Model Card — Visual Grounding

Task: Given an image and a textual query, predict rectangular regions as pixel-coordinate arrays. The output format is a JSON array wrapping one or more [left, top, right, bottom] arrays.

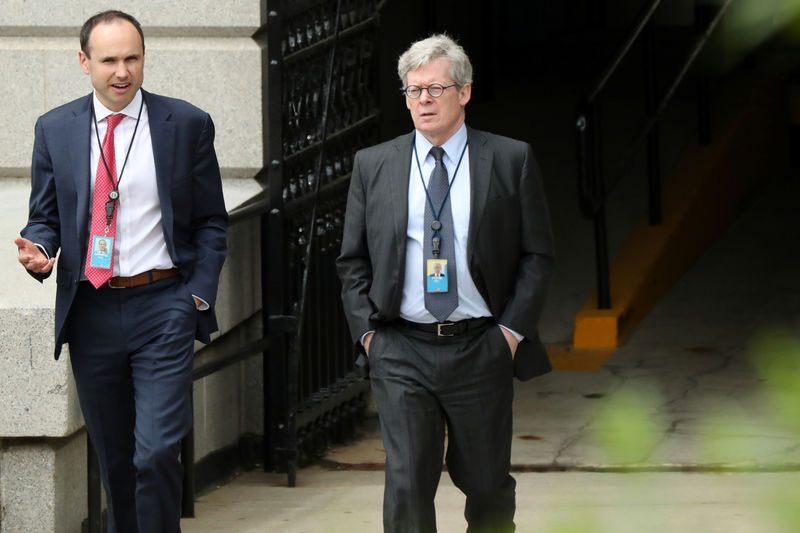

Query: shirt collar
[[92, 89, 143, 121], [414, 123, 468, 165]]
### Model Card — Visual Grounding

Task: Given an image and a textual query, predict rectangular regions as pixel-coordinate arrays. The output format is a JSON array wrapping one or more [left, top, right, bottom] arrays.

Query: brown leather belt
[[106, 268, 180, 289], [396, 317, 493, 337]]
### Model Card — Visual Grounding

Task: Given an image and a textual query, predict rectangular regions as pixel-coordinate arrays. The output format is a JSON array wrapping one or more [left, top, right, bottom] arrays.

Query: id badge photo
[[426, 259, 449, 293], [89, 235, 113, 269]]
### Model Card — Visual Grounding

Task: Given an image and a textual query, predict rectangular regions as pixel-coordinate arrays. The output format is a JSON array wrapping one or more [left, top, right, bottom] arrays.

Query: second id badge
[[426, 259, 448, 293], [89, 235, 113, 268]]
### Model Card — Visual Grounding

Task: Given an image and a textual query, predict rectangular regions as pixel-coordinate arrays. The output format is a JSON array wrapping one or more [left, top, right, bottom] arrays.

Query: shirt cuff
[[360, 330, 375, 346], [498, 324, 524, 342], [35, 244, 50, 259], [192, 295, 210, 311]]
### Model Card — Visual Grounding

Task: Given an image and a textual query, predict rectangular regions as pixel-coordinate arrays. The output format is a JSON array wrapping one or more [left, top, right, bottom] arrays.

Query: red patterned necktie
[[85, 113, 125, 288]]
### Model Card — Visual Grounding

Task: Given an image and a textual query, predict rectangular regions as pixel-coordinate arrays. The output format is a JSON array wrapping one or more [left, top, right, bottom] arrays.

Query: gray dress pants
[[369, 321, 516, 533]]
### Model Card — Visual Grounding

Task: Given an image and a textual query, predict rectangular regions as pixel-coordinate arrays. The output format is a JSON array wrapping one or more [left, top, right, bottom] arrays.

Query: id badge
[[426, 259, 448, 293], [89, 235, 113, 268]]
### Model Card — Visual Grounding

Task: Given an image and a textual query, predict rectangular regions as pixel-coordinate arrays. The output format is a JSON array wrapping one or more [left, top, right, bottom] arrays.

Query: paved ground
[[183, 36, 800, 533], [181, 469, 798, 533], [181, 173, 800, 532]]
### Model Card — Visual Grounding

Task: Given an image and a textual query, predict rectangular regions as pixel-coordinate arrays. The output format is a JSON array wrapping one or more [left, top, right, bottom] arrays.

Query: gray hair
[[397, 34, 473, 88]]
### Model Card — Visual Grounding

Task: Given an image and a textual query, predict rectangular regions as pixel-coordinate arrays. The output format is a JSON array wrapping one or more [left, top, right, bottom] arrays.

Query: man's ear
[[79, 50, 90, 75], [458, 83, 472, 107]]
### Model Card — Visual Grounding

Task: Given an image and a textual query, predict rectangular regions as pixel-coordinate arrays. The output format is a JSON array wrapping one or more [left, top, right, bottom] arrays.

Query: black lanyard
[[413, 140, 468, 257], [91, 96, 144, 226]]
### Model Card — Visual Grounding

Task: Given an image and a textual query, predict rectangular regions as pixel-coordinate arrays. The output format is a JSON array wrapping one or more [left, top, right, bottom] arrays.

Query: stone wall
[[0, 3, 265, 531]]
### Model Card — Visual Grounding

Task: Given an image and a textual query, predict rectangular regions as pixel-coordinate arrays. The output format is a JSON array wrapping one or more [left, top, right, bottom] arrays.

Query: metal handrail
[[577, 0, 665, 220], [587, 0, 664, 105], [575, 0, 735, 309], [227, 191, 269, 226], [621, 0, 735, 164]]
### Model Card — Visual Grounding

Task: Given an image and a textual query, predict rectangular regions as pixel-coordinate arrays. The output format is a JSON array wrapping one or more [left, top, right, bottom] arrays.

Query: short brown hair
[[80, 10, 145, 58]]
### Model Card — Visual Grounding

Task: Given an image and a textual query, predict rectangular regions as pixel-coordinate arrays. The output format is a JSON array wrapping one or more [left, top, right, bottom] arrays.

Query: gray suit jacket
[[336, 127, 555, 380]]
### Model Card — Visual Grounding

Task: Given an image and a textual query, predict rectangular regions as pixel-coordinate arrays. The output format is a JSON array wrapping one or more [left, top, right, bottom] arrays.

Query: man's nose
[[419, 89, 434, 103], [114, 62, 128, 78]]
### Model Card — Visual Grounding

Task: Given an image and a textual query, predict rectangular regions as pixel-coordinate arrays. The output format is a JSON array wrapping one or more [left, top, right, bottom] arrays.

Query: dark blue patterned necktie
[[424, 146, 458, 321]]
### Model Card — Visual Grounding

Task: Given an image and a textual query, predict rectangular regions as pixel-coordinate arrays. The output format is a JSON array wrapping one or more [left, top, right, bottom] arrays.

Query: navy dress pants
[[369, 322, 517, 533], [66, 277, 196, 533]]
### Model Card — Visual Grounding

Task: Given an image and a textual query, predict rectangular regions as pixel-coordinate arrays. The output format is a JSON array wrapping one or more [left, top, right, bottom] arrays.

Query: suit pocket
[[490, 325, 513, 362], [356, 328, 380, 379], [367, 327, 382, 359], [355, 353, 370, 378], [176, 281, 198, 312]]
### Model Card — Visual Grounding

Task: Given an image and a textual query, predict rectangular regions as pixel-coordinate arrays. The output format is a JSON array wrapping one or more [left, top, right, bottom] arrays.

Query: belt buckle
[[437, 322, 455, 337], [106, 278, 125, 289]]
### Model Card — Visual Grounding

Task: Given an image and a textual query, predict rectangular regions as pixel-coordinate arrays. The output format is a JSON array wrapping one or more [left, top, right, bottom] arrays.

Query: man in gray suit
[[337, 34, 554, 532]]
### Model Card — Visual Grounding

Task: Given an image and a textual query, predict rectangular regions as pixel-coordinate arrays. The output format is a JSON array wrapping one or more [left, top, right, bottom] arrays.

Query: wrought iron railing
[[263, 0, 377, 487], [575, 0, 735, 309]]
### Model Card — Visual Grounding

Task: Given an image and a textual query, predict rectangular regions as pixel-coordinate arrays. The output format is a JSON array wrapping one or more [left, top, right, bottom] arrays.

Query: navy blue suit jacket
[[21, 90, 228, 359]]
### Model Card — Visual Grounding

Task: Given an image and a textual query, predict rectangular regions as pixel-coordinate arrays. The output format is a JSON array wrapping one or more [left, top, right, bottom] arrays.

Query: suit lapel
[[142, 91, 177, 242], [467, 127, 491, 260], [69, 96, 93, 250], [388, 133, 414, 268]]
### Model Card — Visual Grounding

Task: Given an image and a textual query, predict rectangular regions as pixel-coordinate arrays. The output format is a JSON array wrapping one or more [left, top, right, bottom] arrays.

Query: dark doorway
[[376, 0, 612, 142]]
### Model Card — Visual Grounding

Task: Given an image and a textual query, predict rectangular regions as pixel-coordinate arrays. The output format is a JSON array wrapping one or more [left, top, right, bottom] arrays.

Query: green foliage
[[592, 387, 661, 465], [541, 330, 800, 531], [697, 406, 759, 465], [750, 329, 800, 433], [761, 480, 800, 533], [543, 514, 599, 533]]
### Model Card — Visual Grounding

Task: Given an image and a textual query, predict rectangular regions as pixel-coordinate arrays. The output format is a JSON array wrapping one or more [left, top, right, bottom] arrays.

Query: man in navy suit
[[14, 10, 227, 532]]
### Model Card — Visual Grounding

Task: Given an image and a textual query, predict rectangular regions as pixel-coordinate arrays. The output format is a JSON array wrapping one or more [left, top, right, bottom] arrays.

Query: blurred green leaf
[[593, 388, 661, 464], [750, 329, 800, 433], [761, 480, 800, 533], [698, 408, 757, 465], [544, 513, 601, 533]]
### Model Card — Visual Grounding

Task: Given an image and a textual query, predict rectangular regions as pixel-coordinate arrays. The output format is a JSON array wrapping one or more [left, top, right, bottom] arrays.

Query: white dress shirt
[[90, 90, 174, 277], [399, 124, 493, 323]]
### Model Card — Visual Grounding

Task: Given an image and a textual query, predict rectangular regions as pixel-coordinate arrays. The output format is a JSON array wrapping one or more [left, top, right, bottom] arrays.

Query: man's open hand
[[14, 237, 55, 274]]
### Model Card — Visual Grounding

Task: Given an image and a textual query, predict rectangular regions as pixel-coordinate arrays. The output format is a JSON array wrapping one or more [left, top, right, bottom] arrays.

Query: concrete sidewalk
[[181, 175, 800, 532], [180, 468, 797, 533]]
